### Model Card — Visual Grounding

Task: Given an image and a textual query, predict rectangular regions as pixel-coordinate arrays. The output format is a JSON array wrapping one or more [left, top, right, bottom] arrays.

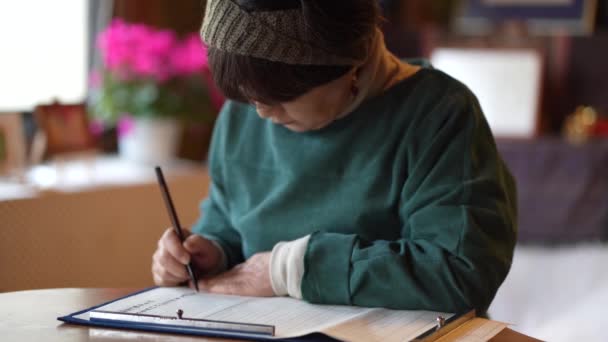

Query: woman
[[152, 0, 517, 314]]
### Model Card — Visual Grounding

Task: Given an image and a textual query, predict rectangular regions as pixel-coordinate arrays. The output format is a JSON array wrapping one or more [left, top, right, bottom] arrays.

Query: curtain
[[88, 0, 114, 73]]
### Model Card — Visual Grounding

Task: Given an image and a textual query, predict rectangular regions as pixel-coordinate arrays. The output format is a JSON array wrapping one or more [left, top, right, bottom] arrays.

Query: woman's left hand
[[195, 252, 275, 297]]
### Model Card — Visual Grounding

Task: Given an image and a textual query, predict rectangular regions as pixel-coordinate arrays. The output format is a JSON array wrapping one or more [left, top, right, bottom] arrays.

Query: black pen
[[155, 166, 199, 292]]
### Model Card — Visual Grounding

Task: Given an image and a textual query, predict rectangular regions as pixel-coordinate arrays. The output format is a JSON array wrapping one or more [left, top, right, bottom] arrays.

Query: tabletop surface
[[0, 288, 540, 342]]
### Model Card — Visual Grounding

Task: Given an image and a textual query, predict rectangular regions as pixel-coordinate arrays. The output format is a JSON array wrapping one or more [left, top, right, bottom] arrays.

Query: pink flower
[[97, 19, 132, 70], [92, 20, 225, 120], [88, 70, 102, 89], [202, 70, 225, 110], [96, 20, 212, 82], [171, 34, 208, 76], [89, 119, 105, 137], [117, 115, 135, 138], [97, 20, 179, 82]]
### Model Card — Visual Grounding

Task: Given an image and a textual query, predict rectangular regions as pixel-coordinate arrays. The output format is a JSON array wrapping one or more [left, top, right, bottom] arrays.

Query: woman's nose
[[257, 108, 272, 119]]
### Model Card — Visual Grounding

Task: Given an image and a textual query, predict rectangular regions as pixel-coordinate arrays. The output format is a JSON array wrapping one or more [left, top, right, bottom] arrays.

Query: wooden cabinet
[[0, 159, 209, 292]]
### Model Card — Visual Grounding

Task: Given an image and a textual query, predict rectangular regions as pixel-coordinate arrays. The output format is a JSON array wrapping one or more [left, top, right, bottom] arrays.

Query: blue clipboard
[[57, 287, 339, 341]]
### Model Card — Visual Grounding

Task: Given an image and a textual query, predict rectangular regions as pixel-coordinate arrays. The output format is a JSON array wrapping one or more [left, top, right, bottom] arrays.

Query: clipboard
[[57, 287, 477, 341], [58, 287, 340, 341]]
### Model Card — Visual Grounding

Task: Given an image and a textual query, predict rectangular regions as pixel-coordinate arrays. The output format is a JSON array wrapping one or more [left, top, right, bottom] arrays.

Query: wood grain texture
[[0, 168, 209, 292]]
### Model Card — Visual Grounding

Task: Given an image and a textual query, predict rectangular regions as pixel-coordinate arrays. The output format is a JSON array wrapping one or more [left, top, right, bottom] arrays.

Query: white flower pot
[[118, 118, 182, 165]]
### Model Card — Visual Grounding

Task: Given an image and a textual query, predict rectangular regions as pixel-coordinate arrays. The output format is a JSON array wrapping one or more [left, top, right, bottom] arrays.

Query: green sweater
[[192, 67, 517, 314]]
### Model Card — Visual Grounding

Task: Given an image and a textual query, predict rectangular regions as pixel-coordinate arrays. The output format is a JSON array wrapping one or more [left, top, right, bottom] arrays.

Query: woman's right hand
[[152, 228, 223, 287]]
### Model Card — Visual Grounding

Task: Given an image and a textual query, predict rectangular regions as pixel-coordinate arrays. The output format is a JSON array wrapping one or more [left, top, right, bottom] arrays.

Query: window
[[0, 1, 88, 111]]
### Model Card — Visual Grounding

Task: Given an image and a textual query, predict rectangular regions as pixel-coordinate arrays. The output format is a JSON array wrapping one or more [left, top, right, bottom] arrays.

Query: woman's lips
[[271, 118, 295, 125]]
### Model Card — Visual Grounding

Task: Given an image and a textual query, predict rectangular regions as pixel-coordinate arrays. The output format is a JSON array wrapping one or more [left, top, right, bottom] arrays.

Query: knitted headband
[[201, 0, 368, 66]]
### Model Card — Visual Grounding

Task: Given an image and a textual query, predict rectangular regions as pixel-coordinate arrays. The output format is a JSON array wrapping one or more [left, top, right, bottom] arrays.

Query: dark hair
[[207, 0, 381, 104]]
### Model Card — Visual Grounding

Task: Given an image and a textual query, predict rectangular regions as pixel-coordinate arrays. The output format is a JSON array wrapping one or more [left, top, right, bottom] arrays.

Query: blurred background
[[0, 1, 607, 341]]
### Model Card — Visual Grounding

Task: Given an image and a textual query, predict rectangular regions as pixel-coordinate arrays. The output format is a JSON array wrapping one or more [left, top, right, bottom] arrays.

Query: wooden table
[[0, 289, 540, 341]]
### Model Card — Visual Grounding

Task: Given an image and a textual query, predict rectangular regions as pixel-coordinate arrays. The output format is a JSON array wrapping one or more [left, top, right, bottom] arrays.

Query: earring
[[351, 72, 359, 98]]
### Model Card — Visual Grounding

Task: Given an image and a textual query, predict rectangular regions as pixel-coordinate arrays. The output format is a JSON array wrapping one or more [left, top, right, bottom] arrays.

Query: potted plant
[[89, 19, 223, 165]]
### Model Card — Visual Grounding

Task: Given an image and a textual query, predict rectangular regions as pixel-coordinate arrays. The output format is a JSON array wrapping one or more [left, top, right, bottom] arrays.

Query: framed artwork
[[431, 48, 544, 138], [455, 0, 598, 35], [0, 113, 27, 176], [35, 102, 96, 157]]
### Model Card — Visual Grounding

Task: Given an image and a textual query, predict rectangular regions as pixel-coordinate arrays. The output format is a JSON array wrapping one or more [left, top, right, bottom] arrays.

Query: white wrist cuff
[[270, 235, 310, 299]]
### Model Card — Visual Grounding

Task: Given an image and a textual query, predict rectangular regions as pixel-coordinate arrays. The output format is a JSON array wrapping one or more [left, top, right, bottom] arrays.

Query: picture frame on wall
[[456, 0, 598, 35], [34, 102, 96, 157], [431, 47, 544, 138], [0, 113, 27, 176]]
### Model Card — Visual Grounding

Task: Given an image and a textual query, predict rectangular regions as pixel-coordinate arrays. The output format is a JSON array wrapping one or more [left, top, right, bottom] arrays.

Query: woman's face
[[253, 68, 355, 132]]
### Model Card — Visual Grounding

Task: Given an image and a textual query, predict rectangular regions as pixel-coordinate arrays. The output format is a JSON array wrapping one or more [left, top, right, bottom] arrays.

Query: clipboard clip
[[412, 310, 475, 342], [436, 316, 446, 329], [90, 309, 276, 336]]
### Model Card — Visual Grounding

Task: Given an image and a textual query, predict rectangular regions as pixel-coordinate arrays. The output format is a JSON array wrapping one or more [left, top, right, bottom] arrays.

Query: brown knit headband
[[201, 0, 367, 66]]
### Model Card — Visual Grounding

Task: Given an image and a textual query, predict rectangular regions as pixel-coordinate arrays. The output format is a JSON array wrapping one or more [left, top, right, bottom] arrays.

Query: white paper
[[75, 287, 452, 341]]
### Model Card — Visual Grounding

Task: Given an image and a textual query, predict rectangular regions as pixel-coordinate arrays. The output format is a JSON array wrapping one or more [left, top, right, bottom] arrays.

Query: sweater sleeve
[[300, 92, 517, 313], [190, 102, 244, 269]]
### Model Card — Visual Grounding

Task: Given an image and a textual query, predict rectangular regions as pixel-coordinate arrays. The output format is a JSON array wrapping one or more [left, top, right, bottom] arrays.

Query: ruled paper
[[76, 287, 453, 341]]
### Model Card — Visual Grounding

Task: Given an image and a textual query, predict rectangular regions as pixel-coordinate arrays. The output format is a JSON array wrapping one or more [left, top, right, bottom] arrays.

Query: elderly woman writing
[[152, 0, 517, 314]]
